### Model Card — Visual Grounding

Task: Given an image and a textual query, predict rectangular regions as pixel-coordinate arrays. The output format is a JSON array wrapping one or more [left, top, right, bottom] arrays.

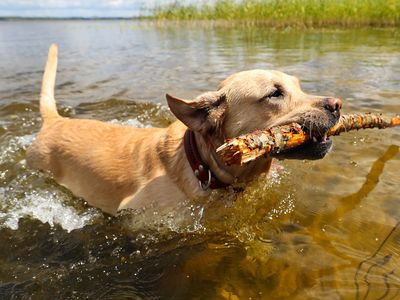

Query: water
[[0, 20, 399, 299]]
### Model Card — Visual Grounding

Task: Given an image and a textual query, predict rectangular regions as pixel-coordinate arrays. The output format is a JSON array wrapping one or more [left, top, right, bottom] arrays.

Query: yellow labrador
[[27, 44, 342, 215]]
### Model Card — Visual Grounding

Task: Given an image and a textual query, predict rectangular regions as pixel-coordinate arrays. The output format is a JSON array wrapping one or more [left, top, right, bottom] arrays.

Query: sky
[[0, 0, 176, 18]]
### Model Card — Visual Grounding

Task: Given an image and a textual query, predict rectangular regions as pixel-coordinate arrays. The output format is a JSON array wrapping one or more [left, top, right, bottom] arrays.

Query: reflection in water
[[355, 222, 399, 300], [309, 145, 400, 300], [318, 145, 399, 225], [0, 21, 399, 299]]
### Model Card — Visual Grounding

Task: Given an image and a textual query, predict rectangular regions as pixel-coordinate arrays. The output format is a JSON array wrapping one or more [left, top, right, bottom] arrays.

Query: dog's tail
[[40, 43, 60, 121]]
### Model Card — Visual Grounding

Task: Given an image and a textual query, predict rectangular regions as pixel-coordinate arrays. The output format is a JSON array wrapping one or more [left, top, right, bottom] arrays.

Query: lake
[[0, 20, 399, 299]]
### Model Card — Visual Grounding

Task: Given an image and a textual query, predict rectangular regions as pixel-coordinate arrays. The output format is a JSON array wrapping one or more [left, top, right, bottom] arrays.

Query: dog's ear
[[166, 91, 226, 134]]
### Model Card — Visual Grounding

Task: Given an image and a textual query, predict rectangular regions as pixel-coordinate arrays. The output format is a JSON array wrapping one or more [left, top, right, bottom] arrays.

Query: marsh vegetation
[[151, 0, 400, 27]]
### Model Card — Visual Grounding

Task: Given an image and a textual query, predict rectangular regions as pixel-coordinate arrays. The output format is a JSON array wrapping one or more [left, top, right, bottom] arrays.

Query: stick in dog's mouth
[[217, 113, 400, 165], [300, 124, 330, 144]]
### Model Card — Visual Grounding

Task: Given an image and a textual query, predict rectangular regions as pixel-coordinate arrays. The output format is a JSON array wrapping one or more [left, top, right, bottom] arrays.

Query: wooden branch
[[216, 113, 400, 165]]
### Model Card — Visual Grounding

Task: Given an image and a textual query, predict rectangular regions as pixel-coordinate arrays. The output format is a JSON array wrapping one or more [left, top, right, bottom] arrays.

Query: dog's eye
[[258, 86, 284, 102], [270, 87, 284, 98]]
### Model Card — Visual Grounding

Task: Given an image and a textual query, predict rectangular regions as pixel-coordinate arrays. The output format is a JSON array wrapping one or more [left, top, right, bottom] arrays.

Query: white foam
[[0, 132, 103, 232], [109, 118, 150, 128], [0, 189, 100, 232], [0, 134, 35, 164], [16, 134, 35, 148], [0, 133, 105, 232]]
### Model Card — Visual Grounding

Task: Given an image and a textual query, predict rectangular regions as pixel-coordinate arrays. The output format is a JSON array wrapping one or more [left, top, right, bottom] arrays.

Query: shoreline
[[1, 18, 399, 29]]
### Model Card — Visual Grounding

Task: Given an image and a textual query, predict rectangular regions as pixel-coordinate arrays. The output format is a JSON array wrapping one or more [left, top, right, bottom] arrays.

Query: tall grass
[[151, 0, 400, 27]]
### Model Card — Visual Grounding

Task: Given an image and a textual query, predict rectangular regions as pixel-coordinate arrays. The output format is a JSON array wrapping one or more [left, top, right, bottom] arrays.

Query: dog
[[26, 44, 342, 215]]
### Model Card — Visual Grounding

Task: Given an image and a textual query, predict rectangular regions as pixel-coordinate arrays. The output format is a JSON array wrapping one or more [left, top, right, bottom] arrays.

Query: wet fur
[[27, 44, 340, 215]]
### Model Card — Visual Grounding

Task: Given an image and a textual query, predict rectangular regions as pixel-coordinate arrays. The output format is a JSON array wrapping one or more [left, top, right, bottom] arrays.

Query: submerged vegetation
[[151, 0, 400, 27]]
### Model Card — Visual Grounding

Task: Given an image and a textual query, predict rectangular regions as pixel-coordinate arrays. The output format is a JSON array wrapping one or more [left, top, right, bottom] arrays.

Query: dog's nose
[[323, 97, 342, 113]]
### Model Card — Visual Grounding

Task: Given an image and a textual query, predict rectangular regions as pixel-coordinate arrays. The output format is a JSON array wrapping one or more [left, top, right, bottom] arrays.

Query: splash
[[0, 188, 100, 232], [0, 134, 35, 164], [0, 133, 101, 232], [109, 118, 149, 128]]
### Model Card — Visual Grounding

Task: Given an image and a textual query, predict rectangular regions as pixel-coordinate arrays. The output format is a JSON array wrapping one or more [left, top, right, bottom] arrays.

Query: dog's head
[[167, 69, 342, 161]]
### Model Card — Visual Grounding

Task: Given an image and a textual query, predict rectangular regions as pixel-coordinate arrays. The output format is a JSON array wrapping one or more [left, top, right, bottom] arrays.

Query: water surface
[[0, 20, 399, 299]]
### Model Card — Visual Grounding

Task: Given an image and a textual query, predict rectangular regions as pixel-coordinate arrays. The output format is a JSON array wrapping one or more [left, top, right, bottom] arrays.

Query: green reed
[[150, 0, 400, 27]]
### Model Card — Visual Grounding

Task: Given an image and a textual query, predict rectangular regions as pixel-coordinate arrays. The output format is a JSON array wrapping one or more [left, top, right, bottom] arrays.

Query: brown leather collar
[[184, 129, 229, 190]]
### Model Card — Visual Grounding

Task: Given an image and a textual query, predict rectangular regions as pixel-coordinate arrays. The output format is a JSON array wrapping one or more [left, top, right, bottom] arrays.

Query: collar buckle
[[197, 168, 211, 190]]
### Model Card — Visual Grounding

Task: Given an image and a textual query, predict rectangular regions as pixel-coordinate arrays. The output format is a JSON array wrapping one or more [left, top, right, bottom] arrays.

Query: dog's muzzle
[[274, 98, 342, 160]]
